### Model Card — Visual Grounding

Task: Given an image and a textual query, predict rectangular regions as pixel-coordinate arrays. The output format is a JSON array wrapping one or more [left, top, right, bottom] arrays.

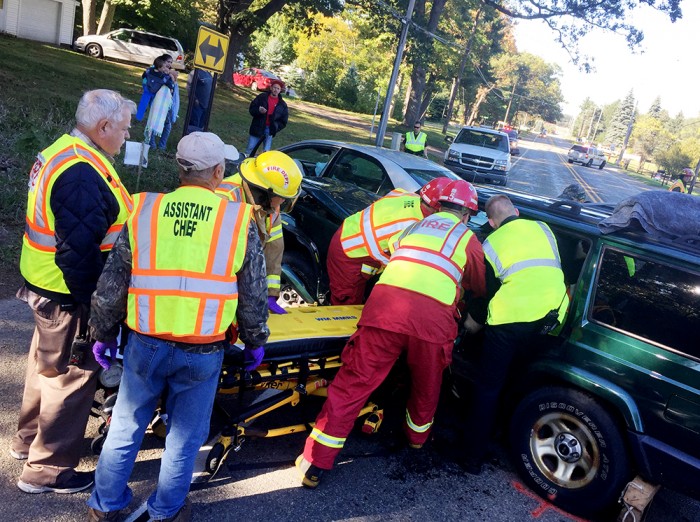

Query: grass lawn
[[0, 34, 448, 297]]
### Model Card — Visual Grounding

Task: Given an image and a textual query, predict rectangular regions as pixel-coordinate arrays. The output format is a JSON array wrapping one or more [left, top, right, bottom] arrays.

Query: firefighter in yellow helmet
[[216, 151, 303, 313]]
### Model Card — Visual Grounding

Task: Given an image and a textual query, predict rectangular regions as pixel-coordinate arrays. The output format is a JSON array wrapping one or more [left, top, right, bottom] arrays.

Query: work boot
[[155, 498, 191, 522], [87, 507, 121, 521], [295, 455, 324, 489]]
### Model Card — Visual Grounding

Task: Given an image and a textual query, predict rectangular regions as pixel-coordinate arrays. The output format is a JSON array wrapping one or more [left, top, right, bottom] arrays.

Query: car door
[[574, 244, 700, 461], [105, 29, 132, 61], [128, 32, 161, 67]]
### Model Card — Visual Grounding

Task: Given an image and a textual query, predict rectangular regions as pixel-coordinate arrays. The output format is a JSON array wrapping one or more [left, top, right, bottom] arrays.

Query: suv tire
[[509, 386, 631, 518], [567, 159, 573, 164], [598, 161, 606, 170], [586, 159, 593, 167]]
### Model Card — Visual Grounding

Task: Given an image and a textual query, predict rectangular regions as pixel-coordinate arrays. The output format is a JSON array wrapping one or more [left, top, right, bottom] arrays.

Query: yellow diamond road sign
[[194, 27, 229, 74]]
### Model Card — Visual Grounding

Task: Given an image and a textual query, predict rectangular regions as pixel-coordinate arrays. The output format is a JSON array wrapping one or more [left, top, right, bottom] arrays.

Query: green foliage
[[631, 115, 672, 164], [655, 143, 693, 177], [335, 66, 360, 110], [605, 90, 636, 150]]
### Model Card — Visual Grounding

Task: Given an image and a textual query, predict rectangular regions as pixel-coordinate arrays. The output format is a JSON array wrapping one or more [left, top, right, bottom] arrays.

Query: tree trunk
[[97, 1, 116, 35], [402, 0, 447, 125], [388, 73, 403, 120], [82, 0, 96, 36], [443, 8, 482, 134], [467, 85, 493, 126], [402, 76, 413, 121]]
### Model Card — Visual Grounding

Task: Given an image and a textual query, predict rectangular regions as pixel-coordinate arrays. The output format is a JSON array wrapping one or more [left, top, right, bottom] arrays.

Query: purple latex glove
[[268, 296, 287, 314], [243, 345, 265, 371], [93, 340, 118, 370]]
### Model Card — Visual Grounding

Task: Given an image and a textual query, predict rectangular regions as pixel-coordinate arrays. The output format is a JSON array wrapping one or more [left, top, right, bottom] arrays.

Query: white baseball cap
[[176, 132, 238, 170]]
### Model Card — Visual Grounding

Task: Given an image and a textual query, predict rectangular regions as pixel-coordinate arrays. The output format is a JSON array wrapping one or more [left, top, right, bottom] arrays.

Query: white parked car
[[74, 29, 185, 70]]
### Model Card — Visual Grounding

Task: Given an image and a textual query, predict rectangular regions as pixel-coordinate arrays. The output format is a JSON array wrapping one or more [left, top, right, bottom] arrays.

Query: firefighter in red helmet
[[296, 179, 486, 487]]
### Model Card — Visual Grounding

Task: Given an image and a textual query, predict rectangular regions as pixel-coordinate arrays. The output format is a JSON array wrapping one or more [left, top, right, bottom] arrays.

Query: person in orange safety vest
[[296, 179, 486, 488]]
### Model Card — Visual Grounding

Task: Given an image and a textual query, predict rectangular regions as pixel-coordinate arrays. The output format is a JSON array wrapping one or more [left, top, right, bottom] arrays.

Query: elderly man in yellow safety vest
[[326, 177, 454, 305], [403, 121, 428, 158], [216, 151, 303, 314], [86, 132, 269, 521], [12, 90, 134, 496]]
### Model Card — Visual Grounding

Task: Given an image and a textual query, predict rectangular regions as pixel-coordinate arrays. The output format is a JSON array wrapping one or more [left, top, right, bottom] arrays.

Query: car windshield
[[455, 129, 509, 152], [404, 168, 461, 186]]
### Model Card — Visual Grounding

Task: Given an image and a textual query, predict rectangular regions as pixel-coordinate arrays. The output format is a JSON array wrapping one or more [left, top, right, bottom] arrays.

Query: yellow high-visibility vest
[[669, 180, 687, 193], [340, 193, 423, 264], [378, 212, 473, 306], [483, 219, 568, 325], [20, 134, 132, 294], [405, 131, 427, 152], [126, 186, 253, 343]]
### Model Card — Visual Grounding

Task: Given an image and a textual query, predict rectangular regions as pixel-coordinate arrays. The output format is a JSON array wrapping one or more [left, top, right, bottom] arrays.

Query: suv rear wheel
[[586, 159, 593, 167], [598, 161, 606, 170], [509, 386, 631, 518]]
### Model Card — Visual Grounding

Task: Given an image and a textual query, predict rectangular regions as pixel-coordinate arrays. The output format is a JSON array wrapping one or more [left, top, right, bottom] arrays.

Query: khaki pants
[[12, 301, 99, 486]]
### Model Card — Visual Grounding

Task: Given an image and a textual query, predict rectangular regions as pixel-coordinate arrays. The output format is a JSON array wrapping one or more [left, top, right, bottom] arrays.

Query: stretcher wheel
[[205, 442, 226, 474], [91, 434, 106, 455]]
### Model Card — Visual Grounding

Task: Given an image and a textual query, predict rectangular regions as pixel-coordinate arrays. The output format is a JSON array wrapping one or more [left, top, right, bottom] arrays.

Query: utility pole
[[591, 109, 603, 143], [585, 108, 597, 142], [375, 0, 416, 148], [503, 77, 519, 126], [617, 102, 637, 165]]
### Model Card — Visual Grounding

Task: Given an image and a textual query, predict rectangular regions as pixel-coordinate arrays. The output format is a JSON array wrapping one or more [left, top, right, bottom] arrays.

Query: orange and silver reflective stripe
[[360, 264, 380, 276], [309, 428, 345, 449], [74, 144, 133, 212], [218, 181, 242, 201], [391, 246, 462, 284], [30, 146, 80, 231], [406, 410, 432, 433]]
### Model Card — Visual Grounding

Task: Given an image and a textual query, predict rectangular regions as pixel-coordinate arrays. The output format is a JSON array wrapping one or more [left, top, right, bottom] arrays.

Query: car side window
[[283, 146, 336, 177], [590, 248, 700, 358], [112, 30, 130, 42], [329, 151, 387, 194]]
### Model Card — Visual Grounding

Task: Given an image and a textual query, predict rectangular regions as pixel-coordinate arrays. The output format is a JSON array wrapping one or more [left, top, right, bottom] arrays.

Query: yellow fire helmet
[[239, 151, 303, 199]]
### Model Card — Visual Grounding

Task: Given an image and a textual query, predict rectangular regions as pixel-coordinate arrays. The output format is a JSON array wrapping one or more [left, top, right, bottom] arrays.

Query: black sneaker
[[17, 471, 94, 494], [295, 455, 324, 489]]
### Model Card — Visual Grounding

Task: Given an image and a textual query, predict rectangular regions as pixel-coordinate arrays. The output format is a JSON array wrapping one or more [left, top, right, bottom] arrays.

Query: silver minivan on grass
[[73, 29, 185, 70]]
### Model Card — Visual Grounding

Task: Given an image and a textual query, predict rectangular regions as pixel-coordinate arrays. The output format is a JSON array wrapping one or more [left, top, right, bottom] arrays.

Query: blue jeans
[[87, 332, 223, 519], [245, 127, 273, 156], [149, 113, 172, 150]]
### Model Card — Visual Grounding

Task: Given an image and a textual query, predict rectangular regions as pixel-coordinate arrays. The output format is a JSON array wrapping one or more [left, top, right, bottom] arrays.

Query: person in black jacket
[[11, 89, 135, 495], [244, 80, 288, 156]]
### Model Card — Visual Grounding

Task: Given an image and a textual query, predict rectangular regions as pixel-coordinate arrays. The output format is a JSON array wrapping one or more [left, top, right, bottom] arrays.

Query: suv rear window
[[454, 129, 509, 152], [571, 145, 589, 153], [591, 248, 700, 358]]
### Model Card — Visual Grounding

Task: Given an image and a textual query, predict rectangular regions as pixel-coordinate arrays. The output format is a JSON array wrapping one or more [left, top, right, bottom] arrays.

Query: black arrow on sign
[[199, 36, 224, 66]]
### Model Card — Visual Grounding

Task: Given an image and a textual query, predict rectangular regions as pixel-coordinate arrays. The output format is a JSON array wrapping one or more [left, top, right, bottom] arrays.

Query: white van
[[443, 126, 511, 186], [74, 29, 185, 70]]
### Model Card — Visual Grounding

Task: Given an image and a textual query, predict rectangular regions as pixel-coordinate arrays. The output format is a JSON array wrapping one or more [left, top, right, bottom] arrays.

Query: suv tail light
[[176, 55, 183, 62]]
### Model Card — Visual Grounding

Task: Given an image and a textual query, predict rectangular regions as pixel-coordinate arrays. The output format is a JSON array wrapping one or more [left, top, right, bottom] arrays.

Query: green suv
[[452, 187, 700, 517]]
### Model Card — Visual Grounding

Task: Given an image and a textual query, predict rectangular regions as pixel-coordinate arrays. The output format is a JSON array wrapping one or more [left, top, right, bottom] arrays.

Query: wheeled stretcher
[[202, 304, 385, 480]]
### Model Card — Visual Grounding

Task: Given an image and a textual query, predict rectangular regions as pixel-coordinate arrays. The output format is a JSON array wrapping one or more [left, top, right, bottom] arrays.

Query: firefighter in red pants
[[327, 177, 453, 305], [296, 179, 486, 488]]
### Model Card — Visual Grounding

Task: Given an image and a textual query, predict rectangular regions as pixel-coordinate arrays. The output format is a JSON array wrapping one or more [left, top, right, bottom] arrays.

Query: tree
[[218, 1, 343, 84], [648, 96, 663, 119], [655, 143, 693, 177], [605, 90, 636, 151], [480, 0, 683, 71], [631, 115, 671, 168]]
